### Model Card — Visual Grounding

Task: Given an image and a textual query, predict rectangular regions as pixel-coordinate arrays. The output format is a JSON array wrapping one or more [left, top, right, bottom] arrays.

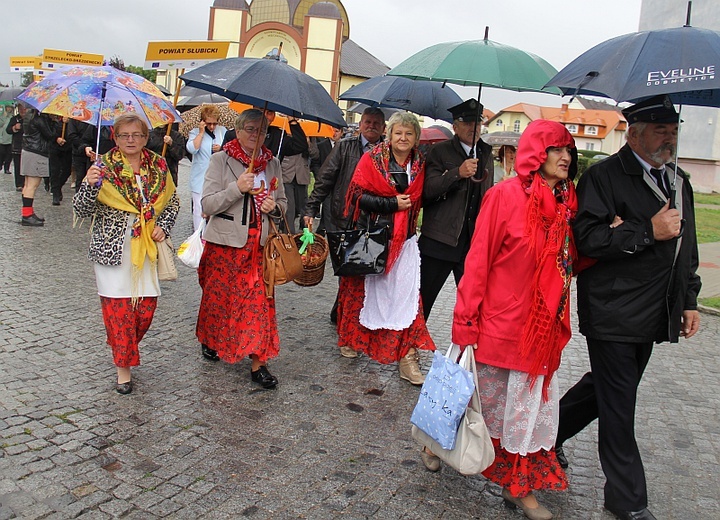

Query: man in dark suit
[[556, 95, 701, 520], [419, 99, 494, 320], [308, 126, 344, 234]]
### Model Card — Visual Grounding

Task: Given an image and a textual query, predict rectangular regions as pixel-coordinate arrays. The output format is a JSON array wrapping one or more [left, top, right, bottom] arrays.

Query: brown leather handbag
[[262, 210, 304, 298]]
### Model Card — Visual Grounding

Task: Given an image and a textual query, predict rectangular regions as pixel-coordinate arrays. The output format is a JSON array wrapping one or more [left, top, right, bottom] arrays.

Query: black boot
[[52, 193, 61, 206]]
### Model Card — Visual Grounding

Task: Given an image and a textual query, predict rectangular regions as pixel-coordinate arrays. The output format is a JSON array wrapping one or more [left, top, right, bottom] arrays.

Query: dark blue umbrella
[[545, 24, 720, 107], [339, 75, 463, 123], [179, 57, 346, 128]]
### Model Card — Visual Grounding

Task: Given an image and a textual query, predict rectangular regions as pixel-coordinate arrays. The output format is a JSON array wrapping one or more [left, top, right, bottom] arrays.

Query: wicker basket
[[292, 232, 329, 287]]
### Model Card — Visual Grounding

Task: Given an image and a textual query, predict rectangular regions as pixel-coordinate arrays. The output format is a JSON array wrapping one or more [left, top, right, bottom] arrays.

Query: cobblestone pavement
[[1, 162, 718, 519]]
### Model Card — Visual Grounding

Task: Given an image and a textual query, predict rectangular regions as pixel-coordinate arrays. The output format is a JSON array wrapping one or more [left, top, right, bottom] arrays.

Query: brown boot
[[399, 348, 424, 385]]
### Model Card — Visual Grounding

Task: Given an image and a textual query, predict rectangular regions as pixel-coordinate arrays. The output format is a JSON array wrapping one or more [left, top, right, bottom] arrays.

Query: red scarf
[[520, 173, 578, 397], [223, 139, 273, 174], [345, 141, 425, 272]]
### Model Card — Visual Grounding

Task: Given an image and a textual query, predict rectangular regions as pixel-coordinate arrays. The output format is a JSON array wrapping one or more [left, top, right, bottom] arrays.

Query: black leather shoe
[[34, 213, 45, 222], [605, 505, 657, 520], [116, 381, 133, 395], [555, 445, 569, 469], [251, 366, 278, 389], [201, 344, 220, 361], [52, 193, 61, 205], [21, 214, 44, 227]]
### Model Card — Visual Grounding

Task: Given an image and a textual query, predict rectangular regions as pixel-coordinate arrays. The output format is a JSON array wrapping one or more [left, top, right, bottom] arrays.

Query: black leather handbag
[[327, 215, 389, 277]]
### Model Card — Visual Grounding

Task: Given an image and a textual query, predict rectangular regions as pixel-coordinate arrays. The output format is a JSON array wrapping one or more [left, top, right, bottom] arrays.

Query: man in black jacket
[[48, 116, 72, 205], [308, 126, 344, 234], [556, 95, 701, 520], [418, 99, 493, 320]]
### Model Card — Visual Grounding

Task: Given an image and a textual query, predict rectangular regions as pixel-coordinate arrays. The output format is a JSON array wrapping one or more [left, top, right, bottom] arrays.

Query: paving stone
[[1, 162, 718, 519]]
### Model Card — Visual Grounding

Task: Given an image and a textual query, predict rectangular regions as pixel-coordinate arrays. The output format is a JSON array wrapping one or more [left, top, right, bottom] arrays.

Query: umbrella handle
[[469, 168, 488, 184], [249, 180, 265, 196]]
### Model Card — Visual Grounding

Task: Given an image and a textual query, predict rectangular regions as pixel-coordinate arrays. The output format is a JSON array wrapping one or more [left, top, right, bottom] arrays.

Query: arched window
[[513, 120, 521, 132], [496, 119, 503, 127]]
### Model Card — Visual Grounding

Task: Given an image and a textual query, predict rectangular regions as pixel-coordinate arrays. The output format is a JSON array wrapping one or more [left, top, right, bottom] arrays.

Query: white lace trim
[[476, 363, 559, 456], [360, 235, 420, 330]]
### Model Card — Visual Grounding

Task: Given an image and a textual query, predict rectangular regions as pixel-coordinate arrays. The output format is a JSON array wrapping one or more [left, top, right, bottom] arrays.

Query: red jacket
[[452, 177, 555, 374]]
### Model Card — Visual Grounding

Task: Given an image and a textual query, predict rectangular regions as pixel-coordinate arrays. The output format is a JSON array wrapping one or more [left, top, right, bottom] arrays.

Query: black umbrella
[[0, 87, 24, 104], [545, 4, 715, 229], [176, 85, 230, 108], [339, 75, 462, 123], [179, 57, 346, 128], [482, 131, 521, 146], [545, 11, 720, 106]]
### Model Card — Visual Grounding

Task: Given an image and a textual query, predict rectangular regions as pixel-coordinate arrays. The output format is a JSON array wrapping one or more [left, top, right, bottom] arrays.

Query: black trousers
[[0, 143, 12, 172], [72, 154, 89, 192], [419, 254, 465, 320], [557, 338, 654, 511], [49, 151, 72, 195], [12, 152, 22, 189]]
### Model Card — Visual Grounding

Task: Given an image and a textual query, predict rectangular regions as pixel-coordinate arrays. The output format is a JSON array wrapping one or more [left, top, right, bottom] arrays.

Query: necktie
[[649, 168, 669, 198]]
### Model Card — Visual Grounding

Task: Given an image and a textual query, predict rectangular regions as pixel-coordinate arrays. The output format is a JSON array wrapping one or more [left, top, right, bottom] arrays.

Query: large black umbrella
[[545, 23, 720, 107], [0, 87, 24, 104], [176, 85, 230, 108], [179, 57, 346, 127], [339, 75, 462, 123]]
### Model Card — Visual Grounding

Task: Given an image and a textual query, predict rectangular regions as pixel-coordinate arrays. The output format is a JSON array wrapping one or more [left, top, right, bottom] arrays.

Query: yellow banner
[[144, 41, 230, 69], [10, 56, 37, 72], [42, 48, 103, 70]]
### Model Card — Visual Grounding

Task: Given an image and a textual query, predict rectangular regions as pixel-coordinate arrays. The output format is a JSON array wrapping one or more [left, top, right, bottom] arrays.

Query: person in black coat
[[65, 119, 91, 193], [418, 98, 494, 321], [6, 104, 26, 190], [19, 109, 54, 226], [48, 116, 73, 205], [556, 95, 701, 520], [146, 124, 186, 185], [309, 127, 344, 235]]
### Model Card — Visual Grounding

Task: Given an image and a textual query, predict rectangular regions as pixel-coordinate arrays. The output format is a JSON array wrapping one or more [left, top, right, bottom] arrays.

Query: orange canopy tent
[[229, 101, 337, 138]]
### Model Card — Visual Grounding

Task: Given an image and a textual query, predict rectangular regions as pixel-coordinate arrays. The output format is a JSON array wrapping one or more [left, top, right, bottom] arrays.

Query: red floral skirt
[[481, 438, 568, 497], [100, 296, 157, 368], [336, 275, 435, 363], [196, 232, 279, 364]]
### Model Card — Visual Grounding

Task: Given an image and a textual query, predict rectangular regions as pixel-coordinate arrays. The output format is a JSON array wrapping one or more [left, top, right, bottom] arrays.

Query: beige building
[[487, 100, 628, 154], [205, 0, 389, 123]]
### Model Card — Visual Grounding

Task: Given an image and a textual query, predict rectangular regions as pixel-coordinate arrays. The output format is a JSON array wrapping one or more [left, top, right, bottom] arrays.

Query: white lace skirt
[[476, 362, 559, 456]]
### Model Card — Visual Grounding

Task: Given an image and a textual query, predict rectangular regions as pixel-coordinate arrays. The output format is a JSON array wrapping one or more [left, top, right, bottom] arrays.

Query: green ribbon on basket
[[298, 228, 315, 255]]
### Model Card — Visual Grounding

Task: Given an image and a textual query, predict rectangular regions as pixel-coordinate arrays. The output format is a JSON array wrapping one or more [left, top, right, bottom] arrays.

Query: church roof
[[212, 0, 249, 9], [340, 39, 389, 79]]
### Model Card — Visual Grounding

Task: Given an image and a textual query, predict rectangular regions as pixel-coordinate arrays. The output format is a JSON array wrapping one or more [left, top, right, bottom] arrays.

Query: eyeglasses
[[242, 126, 262, 134], [204, 121, 218, 126], [116, 133, 147, 141]]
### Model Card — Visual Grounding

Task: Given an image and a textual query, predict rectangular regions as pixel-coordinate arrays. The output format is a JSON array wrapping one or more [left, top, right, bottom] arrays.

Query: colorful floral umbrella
[[17, 65, 182, 128]]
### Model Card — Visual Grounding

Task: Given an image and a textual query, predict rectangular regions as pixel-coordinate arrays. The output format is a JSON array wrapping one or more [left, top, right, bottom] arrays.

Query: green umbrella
[[388, 29, 560, 96], [388, 28, 560, 161]]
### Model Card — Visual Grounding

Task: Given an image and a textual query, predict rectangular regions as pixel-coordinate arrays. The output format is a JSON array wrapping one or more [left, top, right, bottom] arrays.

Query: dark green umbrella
[[388, 29, 560, 96], [388, 28, 560, 159]]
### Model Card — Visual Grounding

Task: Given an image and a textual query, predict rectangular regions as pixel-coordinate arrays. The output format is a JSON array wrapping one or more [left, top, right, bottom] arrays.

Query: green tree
[[126, 65, 157, 82], [21, 72, 34, 86]]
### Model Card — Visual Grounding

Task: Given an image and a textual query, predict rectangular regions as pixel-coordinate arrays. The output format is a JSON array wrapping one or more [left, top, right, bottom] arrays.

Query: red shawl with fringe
[[515, 120, 578, 397], [344, 142, 425, 272]]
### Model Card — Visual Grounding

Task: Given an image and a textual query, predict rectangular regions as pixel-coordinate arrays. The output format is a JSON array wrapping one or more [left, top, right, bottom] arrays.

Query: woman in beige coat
[[195, 109, 287, 388]]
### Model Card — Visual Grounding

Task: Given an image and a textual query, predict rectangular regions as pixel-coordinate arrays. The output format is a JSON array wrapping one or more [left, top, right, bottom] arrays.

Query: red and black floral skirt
[[482, 438, 568, 497], [196, 232, 279, 364], [336, 275, 435, 363], [100, 296, 157, 368]]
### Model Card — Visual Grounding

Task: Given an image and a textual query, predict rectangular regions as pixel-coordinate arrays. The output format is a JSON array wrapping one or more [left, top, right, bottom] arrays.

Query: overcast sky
[[1, 0, 644, 112]]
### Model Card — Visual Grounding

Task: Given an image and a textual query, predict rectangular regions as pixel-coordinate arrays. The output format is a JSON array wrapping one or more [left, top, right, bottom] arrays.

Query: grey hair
[[386, 111, 421, 142], [626, 122, 647, 139], [114, 113, 148, 135], [234, 109, 265, 133]]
